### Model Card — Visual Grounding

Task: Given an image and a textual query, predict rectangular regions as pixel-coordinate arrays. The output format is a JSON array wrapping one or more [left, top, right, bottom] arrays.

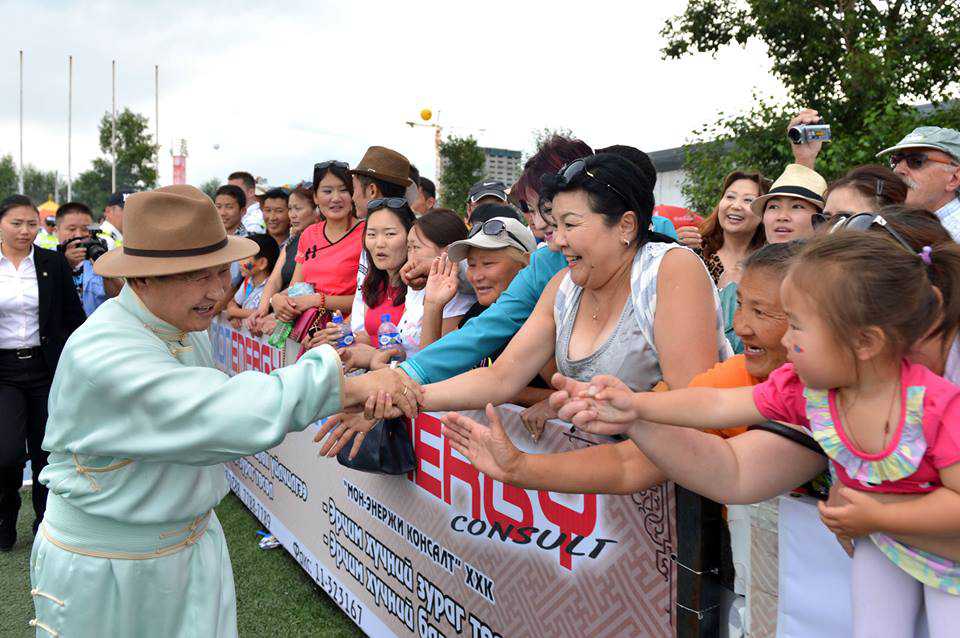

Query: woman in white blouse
[[0, 195, 84, 551]]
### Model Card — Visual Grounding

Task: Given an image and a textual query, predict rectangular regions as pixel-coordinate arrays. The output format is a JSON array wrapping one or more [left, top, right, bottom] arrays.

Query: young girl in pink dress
[[552, 230, 960, 637]]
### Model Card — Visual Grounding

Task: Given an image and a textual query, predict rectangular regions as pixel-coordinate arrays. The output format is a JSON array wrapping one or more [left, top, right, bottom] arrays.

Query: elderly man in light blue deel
[[28, 185, 420, 637]]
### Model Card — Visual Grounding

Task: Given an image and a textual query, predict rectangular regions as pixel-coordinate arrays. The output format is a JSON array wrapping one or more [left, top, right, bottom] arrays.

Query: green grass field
[[0, 491, 362, 637]]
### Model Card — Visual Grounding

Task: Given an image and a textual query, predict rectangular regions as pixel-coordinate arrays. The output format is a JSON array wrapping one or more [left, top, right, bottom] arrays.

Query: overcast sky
[[2, 0, 787, 188]]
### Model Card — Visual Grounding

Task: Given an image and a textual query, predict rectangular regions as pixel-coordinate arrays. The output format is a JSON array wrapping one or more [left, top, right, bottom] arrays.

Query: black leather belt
[[0, 347, 42, 360]]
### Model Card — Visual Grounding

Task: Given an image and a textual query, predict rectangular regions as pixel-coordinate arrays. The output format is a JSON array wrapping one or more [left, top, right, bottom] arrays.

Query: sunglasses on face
[[889, 152, 959, 171], [469, 219, 528, 251], [556, 158, 628, 204], [827, 213, 915, 253], [367, 197, 408, 213]]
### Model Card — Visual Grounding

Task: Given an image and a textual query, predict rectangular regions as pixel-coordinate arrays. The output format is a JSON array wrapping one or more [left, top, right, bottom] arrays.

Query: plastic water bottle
[[331, 311, 355, 348], [377, 314, 403, 362]]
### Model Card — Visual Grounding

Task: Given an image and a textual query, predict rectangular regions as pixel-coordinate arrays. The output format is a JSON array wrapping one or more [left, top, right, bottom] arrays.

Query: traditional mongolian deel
[[29, 285, 345, 637]]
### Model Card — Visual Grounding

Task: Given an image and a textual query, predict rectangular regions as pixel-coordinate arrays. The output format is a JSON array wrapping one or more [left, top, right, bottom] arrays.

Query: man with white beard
[[877, 126, 960, 239]]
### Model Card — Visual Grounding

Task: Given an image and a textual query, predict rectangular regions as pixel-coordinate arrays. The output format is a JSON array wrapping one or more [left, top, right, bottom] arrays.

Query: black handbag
[[336, 417, 416, 475]]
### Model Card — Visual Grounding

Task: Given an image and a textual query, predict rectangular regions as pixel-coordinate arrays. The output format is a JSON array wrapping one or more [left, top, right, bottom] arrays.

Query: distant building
[[480, 147, 522, 186], [648, 146, 691, 210]]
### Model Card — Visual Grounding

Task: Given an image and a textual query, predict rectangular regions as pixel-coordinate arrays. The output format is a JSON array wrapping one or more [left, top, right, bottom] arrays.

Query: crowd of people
[[2, 107, 960, 636]]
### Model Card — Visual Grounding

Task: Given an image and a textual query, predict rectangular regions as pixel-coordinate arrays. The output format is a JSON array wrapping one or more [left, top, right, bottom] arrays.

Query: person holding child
[[551, 230, 960, 637]]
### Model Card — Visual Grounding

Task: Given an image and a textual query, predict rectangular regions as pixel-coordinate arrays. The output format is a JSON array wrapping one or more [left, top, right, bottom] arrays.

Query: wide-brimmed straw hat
[[94, 184, 258, 278], [349, 146, 413, 187], [750, 164, 827, 217]]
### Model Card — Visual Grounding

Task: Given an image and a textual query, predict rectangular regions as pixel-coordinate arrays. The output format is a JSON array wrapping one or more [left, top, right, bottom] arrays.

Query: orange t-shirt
[[687, 354, 758, 438]]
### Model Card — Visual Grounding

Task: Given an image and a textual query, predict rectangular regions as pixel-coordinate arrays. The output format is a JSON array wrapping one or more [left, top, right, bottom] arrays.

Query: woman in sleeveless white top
[[418, 153, 731, 413]]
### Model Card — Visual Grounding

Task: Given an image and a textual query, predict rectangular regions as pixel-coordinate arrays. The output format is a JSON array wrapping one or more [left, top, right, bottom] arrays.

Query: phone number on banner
[[318, 563, 364, 626]]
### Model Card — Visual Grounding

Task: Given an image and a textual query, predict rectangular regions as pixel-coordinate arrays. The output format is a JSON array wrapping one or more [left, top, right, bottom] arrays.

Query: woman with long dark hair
[[690, 171, 770, 287]]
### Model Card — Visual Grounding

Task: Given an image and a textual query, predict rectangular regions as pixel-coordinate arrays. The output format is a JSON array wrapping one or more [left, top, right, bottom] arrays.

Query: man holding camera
[[56, 202, 122, 316]]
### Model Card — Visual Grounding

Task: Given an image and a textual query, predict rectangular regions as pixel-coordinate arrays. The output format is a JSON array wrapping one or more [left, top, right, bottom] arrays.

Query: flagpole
[[67, 55, 73, 201], [111, 60, 117, 192], [18, 50, 24, 194], [155, 64, 159, 184]]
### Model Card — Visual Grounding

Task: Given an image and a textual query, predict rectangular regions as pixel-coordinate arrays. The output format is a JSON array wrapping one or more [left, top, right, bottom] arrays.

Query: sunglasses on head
[[469, 219, 528, 251], [314, 160, 349, 172], [556, 158, 628, 204], [889, 152, 959, 171], [827, 213, 914, 253], [367, 197, 408, 213], [313, 161, 349, 183]]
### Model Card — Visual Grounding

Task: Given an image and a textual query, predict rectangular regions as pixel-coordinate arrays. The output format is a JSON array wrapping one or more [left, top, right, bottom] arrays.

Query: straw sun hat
[[94, 184, 258, 278], [749, 163, 828, 217]]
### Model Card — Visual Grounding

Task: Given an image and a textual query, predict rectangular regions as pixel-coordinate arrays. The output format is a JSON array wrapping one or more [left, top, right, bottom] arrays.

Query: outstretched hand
[[519, 399, 557, 441], [441, 404, 523, 482], [315, 387, 404, 459], [548, 373, 638, 435]]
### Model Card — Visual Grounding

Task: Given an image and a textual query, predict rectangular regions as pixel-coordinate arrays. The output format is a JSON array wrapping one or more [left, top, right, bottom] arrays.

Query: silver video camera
[[788, 119, 832, 145]]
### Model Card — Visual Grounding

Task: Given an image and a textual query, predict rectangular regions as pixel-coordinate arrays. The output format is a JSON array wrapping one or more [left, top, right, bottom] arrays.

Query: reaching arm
[[554, 374, 765, 436], [225, 298, 249, 319], [420, 272, 562, 411], [509, 439, 666, 494], [627, 421, 828, 504], [654, 248, 722, 389], [399, 248, 567, 384], [441, 405, 666, 495], [46, 330, 346, 465]]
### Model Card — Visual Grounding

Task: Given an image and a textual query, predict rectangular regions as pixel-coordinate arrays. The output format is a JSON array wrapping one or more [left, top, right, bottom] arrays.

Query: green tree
[[23, 165, 62, 205], [661, 1, 960, 213], [200, 178, 221, 201], [73, 108, 159, 212], [532, 127, 575, 151], [438, 135, 485, 215], [0, 154, 19, 200], [0, 156, 67, 204]]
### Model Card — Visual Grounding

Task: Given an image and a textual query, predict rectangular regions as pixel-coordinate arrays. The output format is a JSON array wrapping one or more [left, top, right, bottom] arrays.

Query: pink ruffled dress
[[753, 361, 960, 594]]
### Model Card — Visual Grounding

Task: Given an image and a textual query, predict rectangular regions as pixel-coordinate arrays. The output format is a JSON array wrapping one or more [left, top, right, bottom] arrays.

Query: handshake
[[317, 366, 424, 459], [341, 366, 423, 422]]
